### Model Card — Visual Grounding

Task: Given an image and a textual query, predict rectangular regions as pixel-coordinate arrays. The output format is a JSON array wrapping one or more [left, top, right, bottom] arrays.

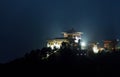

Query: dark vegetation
[[3, 47, 120, 74], [1, 43, 120, 75]]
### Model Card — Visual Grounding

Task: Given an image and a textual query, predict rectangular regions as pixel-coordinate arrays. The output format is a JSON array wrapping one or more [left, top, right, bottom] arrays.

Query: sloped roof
[[63, 28, 83, 34], [66, 28, 76, 33], [47, 37, 68, 41]]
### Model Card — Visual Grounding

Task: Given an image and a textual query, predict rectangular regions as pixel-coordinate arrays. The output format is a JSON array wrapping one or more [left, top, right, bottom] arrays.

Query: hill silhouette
[[2, 46, 120, 75]]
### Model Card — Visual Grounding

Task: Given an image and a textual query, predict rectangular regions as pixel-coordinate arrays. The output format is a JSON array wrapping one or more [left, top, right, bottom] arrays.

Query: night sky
[[0, 0, 120, 63]]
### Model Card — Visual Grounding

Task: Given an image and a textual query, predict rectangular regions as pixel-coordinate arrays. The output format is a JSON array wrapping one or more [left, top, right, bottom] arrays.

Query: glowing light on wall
[[47, 43, 61, 50], [54, 43, 61, 49], [93, 45, 99, 54], [51, 45, 54, 50], [47, 44, 50, 48], [75, 36, 81, 43]]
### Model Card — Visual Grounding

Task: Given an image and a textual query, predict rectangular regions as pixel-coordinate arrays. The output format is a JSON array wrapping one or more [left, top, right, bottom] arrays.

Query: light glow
[[93, 45, 99, 54], [81, 41, 87, 50], [75, 36, 81, 43], [81, 42, 86, 47], [47, 43, 61, 50]]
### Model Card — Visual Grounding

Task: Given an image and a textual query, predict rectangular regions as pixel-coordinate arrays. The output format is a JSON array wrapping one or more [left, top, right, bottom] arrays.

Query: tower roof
[[66, 28, 76, 33], [62, 28, 83, 34]]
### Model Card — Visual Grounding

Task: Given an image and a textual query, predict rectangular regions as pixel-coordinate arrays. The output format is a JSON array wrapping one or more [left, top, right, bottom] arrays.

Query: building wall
[[104, 40, 118, 51], [47, 30, 83, 50], [47, 39, 69, 49]]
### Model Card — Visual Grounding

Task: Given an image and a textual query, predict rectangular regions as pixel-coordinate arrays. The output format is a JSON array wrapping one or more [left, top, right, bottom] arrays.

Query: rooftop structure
[[62, 28, 83, 38], [47, 28, 83, 50], [104, 39, 119, 51]]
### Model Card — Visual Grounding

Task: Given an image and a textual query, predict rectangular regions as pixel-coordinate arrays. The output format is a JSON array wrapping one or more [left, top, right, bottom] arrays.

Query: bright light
[[75, 36, 81, 43], [46, 54, 50, 58], [47, 44, 50, 47], [47, 43, 61, 50], [54, 50, 57, 53], [51, 45, 54, 50], [80, 41, 87, 50], [93, 45, 99, 54], [54, 43, 60, 49], [81, 42, 86, 47]]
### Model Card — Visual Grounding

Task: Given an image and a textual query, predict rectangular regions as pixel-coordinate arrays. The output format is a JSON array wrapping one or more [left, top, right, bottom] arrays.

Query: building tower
[[47, 28, 83, 50]]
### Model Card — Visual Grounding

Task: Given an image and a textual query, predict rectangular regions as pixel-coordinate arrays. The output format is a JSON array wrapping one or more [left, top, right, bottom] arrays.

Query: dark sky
[[0, 0, 120, 63]]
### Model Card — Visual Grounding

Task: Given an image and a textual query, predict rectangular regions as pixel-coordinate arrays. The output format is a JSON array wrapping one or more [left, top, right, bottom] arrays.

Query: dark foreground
[[1, 48, 120, 76]]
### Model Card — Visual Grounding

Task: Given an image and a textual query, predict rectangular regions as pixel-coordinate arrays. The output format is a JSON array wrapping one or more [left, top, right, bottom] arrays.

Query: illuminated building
[[104, 39, 119, 51], [47, 38, 69, 49], [87, 42, 99, 54], [104, 41, 112, 51], [62, 28, 82, 40], [47, 28, 83, 50], [93, 44, 99, 54]]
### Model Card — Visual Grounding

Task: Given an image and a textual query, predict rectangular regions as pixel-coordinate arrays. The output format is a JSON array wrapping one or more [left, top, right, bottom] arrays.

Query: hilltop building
[[104, 39, 119, 51], [47, 28, 83, 50]]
